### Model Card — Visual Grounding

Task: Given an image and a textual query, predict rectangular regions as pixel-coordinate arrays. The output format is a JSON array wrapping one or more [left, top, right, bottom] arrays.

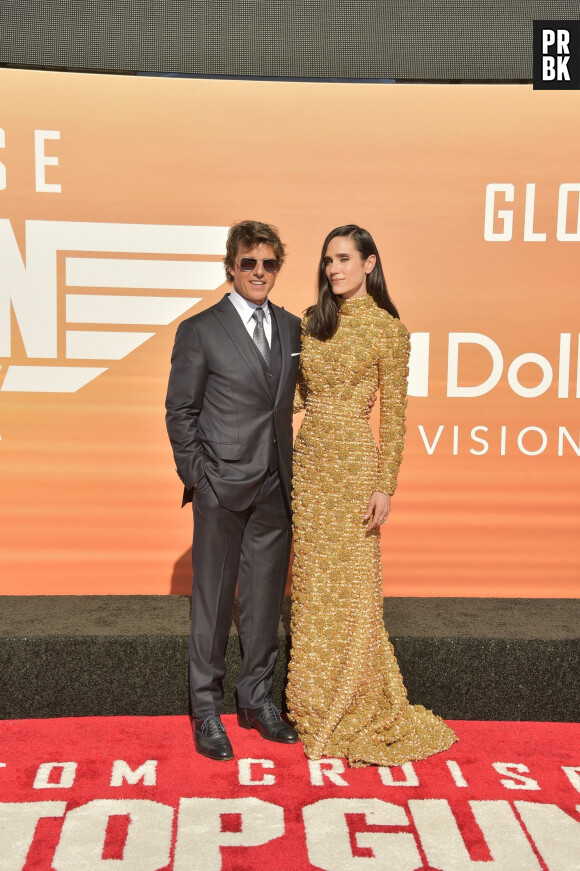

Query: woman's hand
[[366, 391, 377, 418], [364, 491, 391, 530]]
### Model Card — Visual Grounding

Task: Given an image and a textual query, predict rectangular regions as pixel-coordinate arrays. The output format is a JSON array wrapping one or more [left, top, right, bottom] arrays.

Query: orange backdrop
[[0, 70, 578, 596]]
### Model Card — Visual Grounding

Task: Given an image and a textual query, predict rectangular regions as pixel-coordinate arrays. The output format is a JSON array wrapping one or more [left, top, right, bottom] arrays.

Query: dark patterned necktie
[[252, 308, 270, 366]]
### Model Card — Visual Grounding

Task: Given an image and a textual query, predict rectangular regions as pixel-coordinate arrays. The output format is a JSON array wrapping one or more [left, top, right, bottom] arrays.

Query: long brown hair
[[305, 225, 400, 341]]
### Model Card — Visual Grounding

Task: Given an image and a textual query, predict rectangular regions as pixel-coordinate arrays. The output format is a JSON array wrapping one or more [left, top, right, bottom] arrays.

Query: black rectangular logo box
[[533, 20, 580, 89]]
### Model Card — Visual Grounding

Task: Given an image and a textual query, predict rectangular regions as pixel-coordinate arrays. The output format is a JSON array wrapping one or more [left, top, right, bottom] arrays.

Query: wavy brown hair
[[305, 225, 400, 341], [224, 220, 286, 283]]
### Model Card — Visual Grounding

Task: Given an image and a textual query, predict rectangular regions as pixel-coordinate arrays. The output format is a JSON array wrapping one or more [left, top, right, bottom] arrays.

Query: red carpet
[[0, 717, 578, 870]]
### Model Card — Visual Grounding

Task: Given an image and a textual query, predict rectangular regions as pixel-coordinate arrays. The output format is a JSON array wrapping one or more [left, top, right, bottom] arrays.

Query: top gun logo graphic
[[0, 221, 229, 392]]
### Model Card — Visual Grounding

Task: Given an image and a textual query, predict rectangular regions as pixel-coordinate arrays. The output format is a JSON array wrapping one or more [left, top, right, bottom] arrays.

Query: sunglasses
[[237, 257, 280, 274]]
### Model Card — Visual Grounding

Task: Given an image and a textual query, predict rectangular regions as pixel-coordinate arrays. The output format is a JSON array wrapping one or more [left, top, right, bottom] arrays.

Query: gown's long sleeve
[[377, 318, 411, 496], [293, 317, 309, 413], [293, 366, 308, 413]]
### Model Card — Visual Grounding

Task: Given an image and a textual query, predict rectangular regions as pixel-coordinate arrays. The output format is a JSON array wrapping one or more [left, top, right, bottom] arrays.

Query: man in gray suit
[[166, 220, 302, 760]]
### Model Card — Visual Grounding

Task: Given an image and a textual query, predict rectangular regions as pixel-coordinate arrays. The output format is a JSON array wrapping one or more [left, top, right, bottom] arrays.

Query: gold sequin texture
[[287, 294, 457, 766]]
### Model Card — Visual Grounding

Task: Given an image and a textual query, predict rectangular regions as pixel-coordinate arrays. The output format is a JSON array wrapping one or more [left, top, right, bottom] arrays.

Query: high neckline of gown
[[339, 293, 375, 314]]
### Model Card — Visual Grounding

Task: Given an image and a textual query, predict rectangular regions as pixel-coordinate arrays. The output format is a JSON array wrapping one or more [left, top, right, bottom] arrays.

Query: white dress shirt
[[228, 288, 272, 347]]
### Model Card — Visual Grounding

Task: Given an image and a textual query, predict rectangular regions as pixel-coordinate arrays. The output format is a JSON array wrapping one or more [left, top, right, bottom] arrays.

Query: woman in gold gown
[[287, 225, 457, 766]]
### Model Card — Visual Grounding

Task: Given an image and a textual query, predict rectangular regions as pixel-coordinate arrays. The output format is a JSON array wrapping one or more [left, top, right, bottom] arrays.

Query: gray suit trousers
[[189, 469, 292, 718]]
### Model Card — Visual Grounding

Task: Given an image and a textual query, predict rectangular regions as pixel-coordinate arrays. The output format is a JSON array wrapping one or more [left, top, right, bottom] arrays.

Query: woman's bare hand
[[366, 391, 377, 418], [364, 491, 391, 530]]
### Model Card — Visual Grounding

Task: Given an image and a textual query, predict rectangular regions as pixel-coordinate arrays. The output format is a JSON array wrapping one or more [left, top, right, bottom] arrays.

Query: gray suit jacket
[[165, 294, 302, 513]]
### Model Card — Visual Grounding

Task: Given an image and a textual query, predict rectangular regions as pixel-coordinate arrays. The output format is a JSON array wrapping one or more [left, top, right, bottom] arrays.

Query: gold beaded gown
[[287, 294, 457, 766]]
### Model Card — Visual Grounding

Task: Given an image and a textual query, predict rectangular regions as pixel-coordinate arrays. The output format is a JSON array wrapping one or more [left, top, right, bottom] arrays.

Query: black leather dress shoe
[[193, 716, 234, 760], [237, 701, 299, 744]]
